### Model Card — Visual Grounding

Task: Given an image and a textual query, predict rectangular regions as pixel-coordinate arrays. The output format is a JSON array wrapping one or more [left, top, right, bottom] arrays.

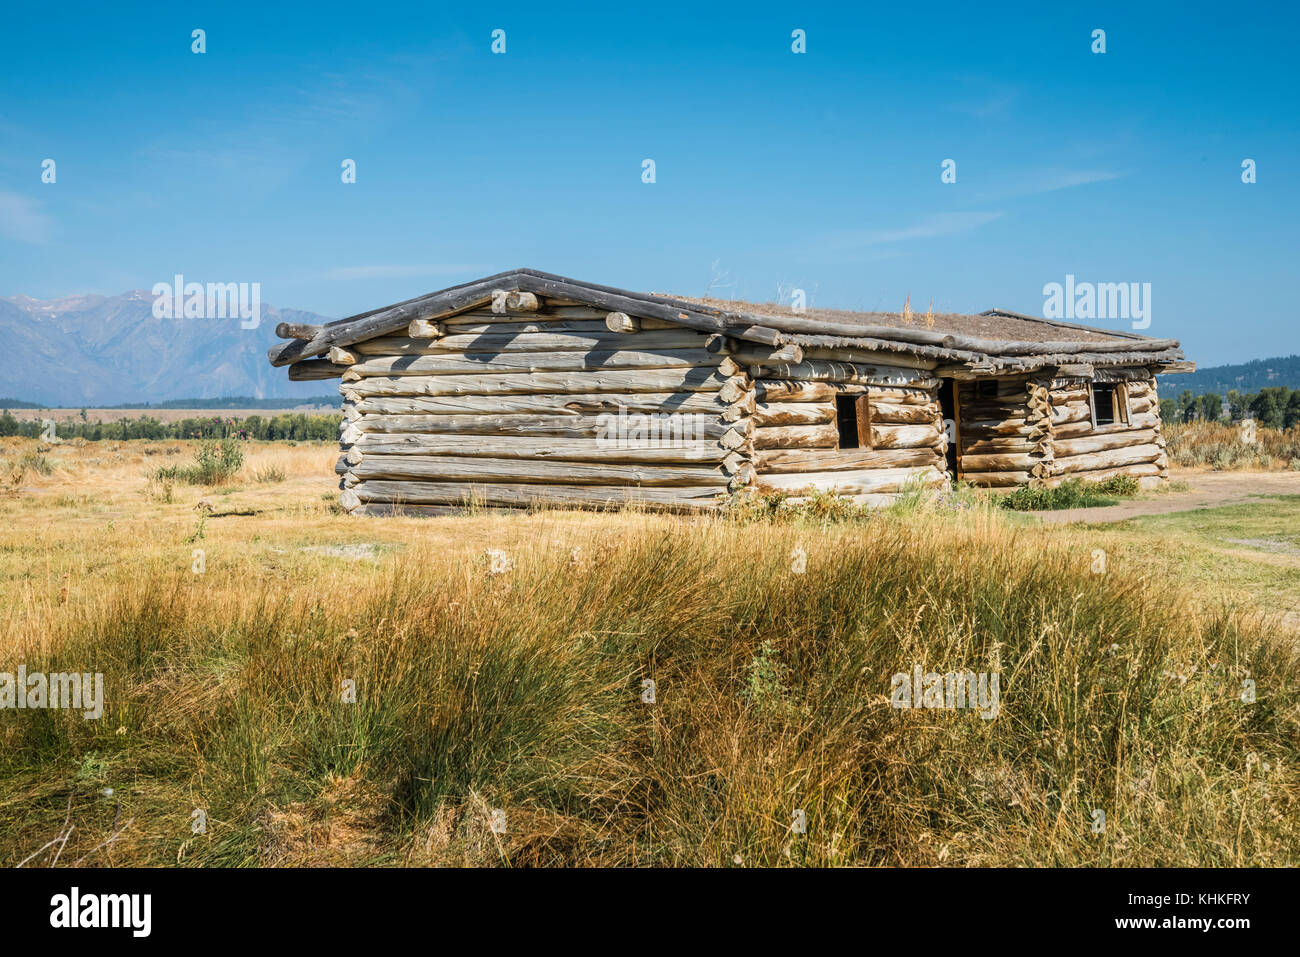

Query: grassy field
[[0, 437, 1296, 867], [5, 407, 335, 425], [1165, 421, 1300, 470]]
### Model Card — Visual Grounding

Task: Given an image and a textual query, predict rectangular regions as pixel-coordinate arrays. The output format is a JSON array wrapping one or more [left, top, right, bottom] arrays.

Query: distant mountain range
[[0, 291, 336, 406], [1160, 355, 1300, 398]]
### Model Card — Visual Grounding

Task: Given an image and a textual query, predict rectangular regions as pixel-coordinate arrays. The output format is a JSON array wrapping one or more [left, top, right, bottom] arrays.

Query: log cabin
[[267, 269, 1194, 515]]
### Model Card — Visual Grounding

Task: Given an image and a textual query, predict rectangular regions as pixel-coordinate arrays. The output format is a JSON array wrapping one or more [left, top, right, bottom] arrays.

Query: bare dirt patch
[[1035, 469, 1300, 525]]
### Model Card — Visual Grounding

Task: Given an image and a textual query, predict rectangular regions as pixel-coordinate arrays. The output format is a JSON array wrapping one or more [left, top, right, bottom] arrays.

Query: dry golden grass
[[0, 438, 1296, 867], [1165, 421, 1300, 470]]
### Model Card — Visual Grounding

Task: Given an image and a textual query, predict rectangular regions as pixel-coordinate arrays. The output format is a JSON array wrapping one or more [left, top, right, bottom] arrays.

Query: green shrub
[[999, 475, 1140, 511]]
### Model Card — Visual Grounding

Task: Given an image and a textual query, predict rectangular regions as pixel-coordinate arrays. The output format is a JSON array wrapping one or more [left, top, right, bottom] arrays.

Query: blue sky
[[1, 0, 1296, 364]]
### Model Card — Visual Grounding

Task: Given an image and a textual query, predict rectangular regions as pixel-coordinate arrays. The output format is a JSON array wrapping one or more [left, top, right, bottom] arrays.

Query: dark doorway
[[938, 379, 959, 479]]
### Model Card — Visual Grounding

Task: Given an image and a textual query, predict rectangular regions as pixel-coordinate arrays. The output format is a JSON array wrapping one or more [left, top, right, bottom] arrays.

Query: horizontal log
[[353, 331, 710, 355], [1053, 363, 1094, 378], [868, 400, 940, 425], [346, 412, 738, 441], [344, 480, 726, 510], [755, 381, 837, 403], [754, 402, 834, 427], [753, 424, 840, 450], [344, 453, 729, 486], [347, 348, 720, 377], [730, 343, 805, 365], [753, 359, 938, 389], [288, 359, 348, 380], [753, 380, 937, 404], [443, 308, 679, 328], [958, 450, 1048, 472], [1051, 421, 1093, 440], [799, 346, 937, 371], [1052, 428, 1158, 457], [351, 391, 751, 418], [328, 346, 359, 365], [345, 368, 741, 398], [730, 325, 785, 347], [1053, 443, 1163, 474], [754, 446, 941, 473], [960, 409, 1030, 428], [959, 437, 1037, 455], [959, 419, 1039, 437], [756, 465, 947, 495], [1049, 388, 1089, 404], [870, 423, 944, 450], [346, 435, 736, 464], [960, 470, 1033, 488], [1120, 411, 1161, 431], [719, 306, 1178, 358], [1090, 366, 1162, 382], [1050, 406, 1093, 425]]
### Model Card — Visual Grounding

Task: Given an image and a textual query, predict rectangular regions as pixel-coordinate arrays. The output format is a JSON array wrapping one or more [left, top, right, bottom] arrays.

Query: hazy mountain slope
[[1160, 355, 1300, 398], [0, 292, 337, 406]]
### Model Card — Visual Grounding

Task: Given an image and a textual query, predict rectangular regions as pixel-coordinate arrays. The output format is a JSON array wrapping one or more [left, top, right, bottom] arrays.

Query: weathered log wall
[[325, 291, 1170, 512], [334, 303, 754, 513], [956, 371, 1168, 489], [1042, 374, 1168, 487], [748, 361, 949, 504]]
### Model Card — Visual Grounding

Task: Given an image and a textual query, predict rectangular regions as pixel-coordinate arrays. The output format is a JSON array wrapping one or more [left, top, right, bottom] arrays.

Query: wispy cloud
[[0, 191, 52, 244], [974, 169, 1126, 204], [945, 75, 1020, 120], [824, 211, 1005, 248], [321, 264, 484, 281]]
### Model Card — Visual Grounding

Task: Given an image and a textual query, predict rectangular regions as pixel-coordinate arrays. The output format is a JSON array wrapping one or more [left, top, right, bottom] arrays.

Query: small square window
[[1092, 383, 1119, 426]]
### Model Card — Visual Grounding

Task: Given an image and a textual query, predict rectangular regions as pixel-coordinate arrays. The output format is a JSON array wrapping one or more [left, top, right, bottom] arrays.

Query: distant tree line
[[0, 411, 341, 442], [1159, 386, 1300, 429]]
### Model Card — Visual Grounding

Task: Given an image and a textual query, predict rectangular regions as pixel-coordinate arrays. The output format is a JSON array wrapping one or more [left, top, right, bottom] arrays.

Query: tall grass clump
[[150, 437, 245, 486], [0, 512, 1295, 867]]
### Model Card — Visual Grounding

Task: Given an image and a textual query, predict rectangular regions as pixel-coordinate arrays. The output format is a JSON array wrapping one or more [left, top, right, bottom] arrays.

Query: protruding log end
[[505, 291, 540, 312], [605, 311, 640, 334], [717, 357, 742, 378], [705, 333, 735, 354], [493, 289, 539, 313], [718, 376, 752, 404], [408, 318, 445, 339], [275, 322, 325, 340]]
